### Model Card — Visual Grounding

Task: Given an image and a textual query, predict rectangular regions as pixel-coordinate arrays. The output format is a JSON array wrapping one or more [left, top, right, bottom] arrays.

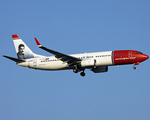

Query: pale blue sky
[[1, 0, 150, 120]]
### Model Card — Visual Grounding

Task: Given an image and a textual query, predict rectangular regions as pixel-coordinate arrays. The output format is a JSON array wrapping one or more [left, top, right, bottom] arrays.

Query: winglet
[[34, 37, 42, 47]]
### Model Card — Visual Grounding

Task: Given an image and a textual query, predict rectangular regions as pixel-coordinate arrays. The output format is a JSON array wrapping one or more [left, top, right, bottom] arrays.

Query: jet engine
[[91, 66, 108, 73]]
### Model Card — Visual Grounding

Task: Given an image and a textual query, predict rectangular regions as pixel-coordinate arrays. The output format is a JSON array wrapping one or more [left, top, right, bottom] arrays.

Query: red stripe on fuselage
[[113, 50, 144, 65]]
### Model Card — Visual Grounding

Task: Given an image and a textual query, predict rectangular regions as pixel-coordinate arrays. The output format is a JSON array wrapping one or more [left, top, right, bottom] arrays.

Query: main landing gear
[[80, 71, 85, 77], [73, 69, 78, 73], [73, 66, 85, 77], [73, 69, 86, 77]]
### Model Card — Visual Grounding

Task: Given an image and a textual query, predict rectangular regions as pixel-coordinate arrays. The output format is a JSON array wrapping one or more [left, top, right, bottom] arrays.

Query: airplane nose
[[143, 54, 149, 60], [146, 55, 149, 59]]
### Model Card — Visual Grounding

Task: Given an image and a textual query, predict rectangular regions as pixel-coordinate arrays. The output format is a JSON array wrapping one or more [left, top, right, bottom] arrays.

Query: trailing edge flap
[[3, 55, 25, 63]]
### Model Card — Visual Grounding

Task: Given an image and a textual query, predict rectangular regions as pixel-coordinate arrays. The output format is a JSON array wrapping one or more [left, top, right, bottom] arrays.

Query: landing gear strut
[[73, 65, 85, 77], [73, 65, 78, 73], [133, 64, 136, 70]]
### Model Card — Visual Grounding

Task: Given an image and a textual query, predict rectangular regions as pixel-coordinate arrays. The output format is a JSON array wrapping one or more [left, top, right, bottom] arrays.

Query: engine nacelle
[[81, 59, 95, 67], [92, 66, 108, 73]]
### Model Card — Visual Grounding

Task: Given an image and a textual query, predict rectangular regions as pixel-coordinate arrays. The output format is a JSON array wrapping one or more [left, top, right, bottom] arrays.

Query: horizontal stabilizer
[[3, 55, 25, 63]]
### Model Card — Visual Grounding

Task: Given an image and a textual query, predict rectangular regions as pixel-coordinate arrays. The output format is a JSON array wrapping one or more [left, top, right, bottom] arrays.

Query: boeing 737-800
[[3, 34, 149, 76]]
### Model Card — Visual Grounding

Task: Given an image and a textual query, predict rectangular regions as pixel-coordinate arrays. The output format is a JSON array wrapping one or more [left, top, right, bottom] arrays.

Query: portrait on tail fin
[[17, 44, 25, 59]]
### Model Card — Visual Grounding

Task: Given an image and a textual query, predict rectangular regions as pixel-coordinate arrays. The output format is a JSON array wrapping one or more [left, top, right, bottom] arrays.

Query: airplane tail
[[12, 34, 35, 59]]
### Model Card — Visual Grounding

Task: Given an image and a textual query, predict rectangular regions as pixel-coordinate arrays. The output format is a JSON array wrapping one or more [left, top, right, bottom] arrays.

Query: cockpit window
[[136, 52, 143, 54]]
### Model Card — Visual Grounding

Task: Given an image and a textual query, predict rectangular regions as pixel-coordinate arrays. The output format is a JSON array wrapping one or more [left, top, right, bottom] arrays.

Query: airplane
[[3, 34, 149, 77]]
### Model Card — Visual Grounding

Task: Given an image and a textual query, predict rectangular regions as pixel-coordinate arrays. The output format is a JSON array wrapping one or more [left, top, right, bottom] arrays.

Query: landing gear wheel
[[80, 72, 85, 77], [73, 69, 78, 73], [133, 64, 136, 70]]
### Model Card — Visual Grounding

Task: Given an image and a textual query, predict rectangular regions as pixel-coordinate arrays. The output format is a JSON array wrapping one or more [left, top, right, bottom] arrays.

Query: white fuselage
[[18, 51, 113, 70], [4, 34, 149, 77]]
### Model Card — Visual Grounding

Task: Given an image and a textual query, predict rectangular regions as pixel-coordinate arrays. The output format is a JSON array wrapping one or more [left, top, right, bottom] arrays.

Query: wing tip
[[34, 37, 42, 47]]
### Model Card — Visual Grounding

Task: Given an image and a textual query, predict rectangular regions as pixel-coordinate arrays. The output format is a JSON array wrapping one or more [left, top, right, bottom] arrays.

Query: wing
[[34, 38, 81, 66]]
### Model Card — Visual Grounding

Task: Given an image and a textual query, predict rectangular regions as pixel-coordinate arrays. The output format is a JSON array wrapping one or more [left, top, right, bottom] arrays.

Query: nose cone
[[143, 54, 149, 61], [146, 55, 149, 59]]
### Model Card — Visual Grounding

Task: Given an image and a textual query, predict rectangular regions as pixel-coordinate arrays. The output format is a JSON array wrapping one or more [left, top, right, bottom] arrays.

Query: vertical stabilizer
[[12, 34, 34, 59]]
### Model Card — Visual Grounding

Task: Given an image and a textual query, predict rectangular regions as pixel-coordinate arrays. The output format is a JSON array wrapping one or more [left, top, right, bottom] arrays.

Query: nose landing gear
[[133, 62, 141, 70], [133, 66, 136, 70], [133, 63, 136, 69]]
